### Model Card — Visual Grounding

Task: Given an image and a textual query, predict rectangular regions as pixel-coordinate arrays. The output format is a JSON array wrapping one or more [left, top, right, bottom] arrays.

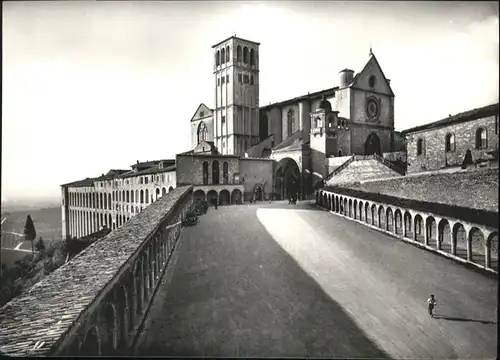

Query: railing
[[372, 153, 406, 175], [0, 185, 193, 357], [324, 156, 355, 181]]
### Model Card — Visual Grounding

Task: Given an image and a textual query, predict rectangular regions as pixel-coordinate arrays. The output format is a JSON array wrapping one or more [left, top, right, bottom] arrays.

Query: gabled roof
[[190, 103, 214, 122], [349, 51, 395, 96], [260, 87, 338, 111], [272, 130, 305, 152], [402, 103, 499, 134], [178, 140, 221, 156], [61, 178, 96, 187]]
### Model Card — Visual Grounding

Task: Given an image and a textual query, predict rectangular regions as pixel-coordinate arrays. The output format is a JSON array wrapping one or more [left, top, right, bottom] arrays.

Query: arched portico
[[274, 157, 301, 200], [365, 132, 382, 155]]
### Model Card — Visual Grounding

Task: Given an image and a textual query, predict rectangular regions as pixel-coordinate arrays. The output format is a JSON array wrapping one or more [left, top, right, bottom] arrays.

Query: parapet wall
[[0, 185, 194, 356]]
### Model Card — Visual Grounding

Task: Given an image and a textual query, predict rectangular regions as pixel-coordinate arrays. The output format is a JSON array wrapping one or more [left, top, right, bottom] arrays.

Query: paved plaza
[[135, 201, 498, 359]]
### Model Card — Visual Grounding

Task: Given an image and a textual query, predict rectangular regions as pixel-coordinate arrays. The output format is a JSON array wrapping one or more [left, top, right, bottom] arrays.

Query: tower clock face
[[366, 97, 380, 121]]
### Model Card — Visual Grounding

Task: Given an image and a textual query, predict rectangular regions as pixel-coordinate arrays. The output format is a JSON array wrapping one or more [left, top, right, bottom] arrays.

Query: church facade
[[190, 36, 405, 199]]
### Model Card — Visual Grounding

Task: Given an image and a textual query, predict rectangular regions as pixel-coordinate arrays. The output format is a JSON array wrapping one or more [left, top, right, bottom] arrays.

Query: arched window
[[250, 49, 255, 66], [223, 162, 229, 184], [417, 138, 424, 155], [140, 190, 144, 204], [226, 45, 230, 62], [221, 48, 225, 64], [198, 121, 208, 144], [314, 117, 323, 128], [476, 127, 487, 149], [237, 46, 242, 62], [202, 161, 209, 185], [260, 115, 268, 141], [216, 50, 220, 66], [131, 190, 134, 203], [126, 191, 129, 202], [445, 133, 455, 152], [287, 109, 295, 137], [250, 75, 254, 85], [145, 189, 149, 204], [243, 47, 249, 64], [212, 160, 220, 185]]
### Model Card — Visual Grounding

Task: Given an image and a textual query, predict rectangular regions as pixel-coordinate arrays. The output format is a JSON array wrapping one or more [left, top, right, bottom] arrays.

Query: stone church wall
[[238, 158, 274, 201], [406, 115, 498, 174], [176, 155, 240, 186]]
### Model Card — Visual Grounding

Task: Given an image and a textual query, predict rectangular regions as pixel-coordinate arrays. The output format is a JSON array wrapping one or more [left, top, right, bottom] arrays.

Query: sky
[[2, 1, 499, 202]]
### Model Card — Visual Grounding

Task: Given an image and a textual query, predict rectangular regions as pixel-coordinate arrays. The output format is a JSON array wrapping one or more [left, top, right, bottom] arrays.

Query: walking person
[[214, 199, 218, 210], [427, 294, 437, 317]]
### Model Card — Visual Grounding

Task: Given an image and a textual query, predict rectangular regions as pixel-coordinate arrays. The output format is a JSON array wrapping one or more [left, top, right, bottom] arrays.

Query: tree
[[35, 237, 45, 252], [23, 215, 37, 255]]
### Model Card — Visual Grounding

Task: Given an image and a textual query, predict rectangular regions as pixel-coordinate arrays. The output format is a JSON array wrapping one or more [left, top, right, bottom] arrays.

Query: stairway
[[325, 158, 402, 186]]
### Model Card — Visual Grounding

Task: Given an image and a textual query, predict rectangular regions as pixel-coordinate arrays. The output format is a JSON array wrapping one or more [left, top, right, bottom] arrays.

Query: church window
[[250, 49, 255, 66], [202, 162, 209, 185], [140, 190, 144, 204], [238, 73, 242, 83], [243, 47, 249, 64], [250, 75, 254, 85], [445, 133, 455, 152], [476, 127, 487, 149], [223, 162, 229, 184], [226, 74, 229, 82], [212, 160, 220, 185], [226, 45, 230, 62], [216, 50, 220, 66], [369, 75, 376, 88], [198, 121, 208, 144], [417, 138, 424, 155], [287, 109, 295, 137], [221, 48, 226, 64]]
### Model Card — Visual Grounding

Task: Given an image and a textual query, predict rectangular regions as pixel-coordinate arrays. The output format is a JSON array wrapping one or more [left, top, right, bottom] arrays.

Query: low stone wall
[[316, 188, 498, 275], [0, 185, 194, 356]]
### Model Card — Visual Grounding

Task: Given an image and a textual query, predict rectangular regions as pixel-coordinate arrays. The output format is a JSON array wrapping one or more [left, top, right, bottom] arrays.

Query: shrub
[[35, 237, 46, 252]]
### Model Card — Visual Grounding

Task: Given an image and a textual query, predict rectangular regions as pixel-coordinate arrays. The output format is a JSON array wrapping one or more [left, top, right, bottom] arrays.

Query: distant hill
[[1, 207, 62, 247]]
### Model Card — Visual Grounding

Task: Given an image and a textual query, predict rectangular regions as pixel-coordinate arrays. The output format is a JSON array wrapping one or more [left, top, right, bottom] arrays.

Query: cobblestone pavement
[[135, 201, 498, 359]]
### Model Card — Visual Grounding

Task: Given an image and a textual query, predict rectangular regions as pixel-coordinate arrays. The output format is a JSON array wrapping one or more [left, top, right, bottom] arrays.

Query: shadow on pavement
[[135, 204, 392, 358], [433, 314, 497, 324]]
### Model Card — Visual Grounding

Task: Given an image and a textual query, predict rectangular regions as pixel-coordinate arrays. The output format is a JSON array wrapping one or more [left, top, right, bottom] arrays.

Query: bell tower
[[309, 96, 344, 180], [212, 35, 260, 155]]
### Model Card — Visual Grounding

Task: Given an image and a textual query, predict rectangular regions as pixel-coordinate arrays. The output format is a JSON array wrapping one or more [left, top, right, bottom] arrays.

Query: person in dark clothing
[[461, 149, 473, 169], [427, 294, 437, 317], [214, 199, 218, 209]]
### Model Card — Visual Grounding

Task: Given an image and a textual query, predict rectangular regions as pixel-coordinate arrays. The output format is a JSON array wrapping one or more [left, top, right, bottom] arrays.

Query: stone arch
[[108, 214, 112, 229], [168, 186, 174, 192], [404, 212, 412, 238], [193, 190, 206, 203], [231, 189, 242, 204], [386, 207, 394, 232], [155, 188, 160, 201], [162, 187, 167, 196], [343, 198, 348, 215], [145, 189, 149, 204], [349, 199, 353, 218], [80, 327, 101, 356], [221, 47, 225, 65], [438, 219, 452, 253], [364, 202, 369, 223], [414, 214, 424, 242], [254, 184, 264, 201], [140, 190, 144, 204], [250, 48, 255, 65], [378, 205, 385, 229], [226, 45, 230, 62], [453, 223, 467, 259], [323, 194, 328, 209], [142, 253, 150, 303], [275, 157, 301, 200], [486, 232, 498, 271], [336, 196, 340, 213], [207, 190, 218, 206], [365, 132, 381, 155], [116, 285, 128, 348], [222, 162, 229, 184], [327, 194, 331, 210], [394, 209, 402, 235], [212, 160, 220, 185], [370, 204, 376, 225], [358, 201, 363, 221], [426, 216, 437, 248], [102, 303, 118, 354], [237, 45, 242, 61], [131, 190, 134, 203], [469, 227, 486, 266], [219, 189, 230, 205], [134, 260, 143, 315], [243, 46, 249, 63], [216, 49, 220, 66]]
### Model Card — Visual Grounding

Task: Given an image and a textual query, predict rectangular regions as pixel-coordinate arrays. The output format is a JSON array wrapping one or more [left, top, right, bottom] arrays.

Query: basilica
[[188, 35, 405, 200]]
